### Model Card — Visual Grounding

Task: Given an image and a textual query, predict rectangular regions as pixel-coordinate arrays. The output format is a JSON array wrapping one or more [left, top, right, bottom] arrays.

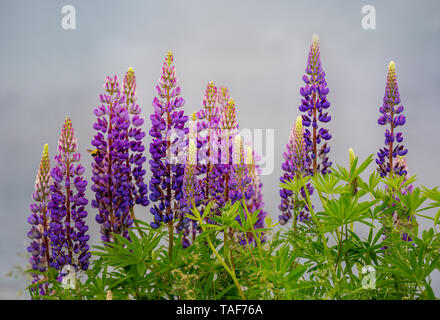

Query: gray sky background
[[1, 0, 439, 299]]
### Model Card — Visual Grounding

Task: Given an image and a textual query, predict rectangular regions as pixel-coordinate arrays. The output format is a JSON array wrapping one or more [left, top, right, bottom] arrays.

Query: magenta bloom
[[181, 139, 201, 247], [279, 116, 313, 225], [123, 68, 149, 208], [228, 135, 252, 203], [195, 81, 225, 206], [91, 75, 134, 242], [48, 117, 90, 271], [148, 51, 189, 231], [245, 146, 267, 233]]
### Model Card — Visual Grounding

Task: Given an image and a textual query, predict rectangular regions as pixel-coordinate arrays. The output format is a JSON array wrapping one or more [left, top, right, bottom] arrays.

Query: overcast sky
[[1, 0, 439, 298]]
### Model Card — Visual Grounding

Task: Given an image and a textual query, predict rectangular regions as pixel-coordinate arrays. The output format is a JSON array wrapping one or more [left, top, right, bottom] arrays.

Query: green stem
[[299, 174, 338, 283], [205, 232, 246, 300], [241, 199, 263, 261], [168, 221, 174, 259]]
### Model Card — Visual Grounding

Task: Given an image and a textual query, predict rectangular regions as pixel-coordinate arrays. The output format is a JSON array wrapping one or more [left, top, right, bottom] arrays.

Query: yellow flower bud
[[349, 148, 355, 169]]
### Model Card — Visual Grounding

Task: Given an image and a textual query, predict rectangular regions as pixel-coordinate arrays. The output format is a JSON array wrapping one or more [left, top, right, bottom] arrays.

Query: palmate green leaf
[[420, 186, 440, 225], [397, 187, 427, 213], [318, 193, 378, 231], [421, 185, 440, 203], [280, 175, 311, 193], [381, 174, 417, 192], [334, 164, 349, 181], [368, 171, 381, 191], [311, 172, 347, 195], [333, 154, 373, 182], [353, 155, 374, 178]]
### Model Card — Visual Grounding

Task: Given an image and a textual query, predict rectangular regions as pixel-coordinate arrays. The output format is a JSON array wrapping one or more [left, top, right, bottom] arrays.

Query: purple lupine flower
[[122, 67, 149, 214], [279, 116, 313, 225], [181, 139, 200, 247], [245, 146, 267, 236], [218, 97, 239, 205], [148, 51, 189, 233], [91, 75, 134, 242], [195, 81, 225, 208], [217, 87, 231, 112], [27, 144, 52, 293], [299, 34, 332, 175], [48, 117, 90, 271], [376, 61, 408, 178], [228, 135, 252, 203]]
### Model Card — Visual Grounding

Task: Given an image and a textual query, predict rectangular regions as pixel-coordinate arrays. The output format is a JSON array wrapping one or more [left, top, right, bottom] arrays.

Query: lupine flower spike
[[181, 139, 201, 247], [229, 135, 252, 203], [279, 116, 313, 225], [48, 117, 90, 271], [376, 61, 408, 178], [219, 97, 239, 205], [149, 51, 189, 253], [196, 81, 224, 208], [91, 75, 133, 242], [245, 146, 267, 232], [27, 144, 52, 294], [299, 34, 332, 175], [122, 67, 149, 227]]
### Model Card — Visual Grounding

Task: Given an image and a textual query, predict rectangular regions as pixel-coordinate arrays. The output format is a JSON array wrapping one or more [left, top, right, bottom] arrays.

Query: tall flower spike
[[149, 51, 189, 239], [181, 139, 201, 247], [27, 144, 52, 293], [220, 98, 238, 135], [48, 117, 90, 271], [299, 34, 332, 175], [229, 135, 252, 203], [122, 67, 149, 210], [245, 146, 267, 231], [279, 116, 313, 225], [218, 97, 239, 204], [91, 75, 134, 243], [376, 61, 408, 177], [217, 87, 230, 110], [195, 82, 225, 208]]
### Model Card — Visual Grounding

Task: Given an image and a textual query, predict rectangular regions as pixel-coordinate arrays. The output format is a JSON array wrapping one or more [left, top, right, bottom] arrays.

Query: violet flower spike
[[196, 81, 225, 208], [299, 34, 332, 175], [180, 139, 201, 247], [376, 61, 408, 178], [245, 146, 267, 233], [228, 135, 253, 203], [279, 116, 313, 225], [122, 67, 149, 211], [148, 51, 189, 236], [218, 97, 239, 205], [48, 117, 90, 271], [27, 144, 52, 293], [91, 75, 134, 243]]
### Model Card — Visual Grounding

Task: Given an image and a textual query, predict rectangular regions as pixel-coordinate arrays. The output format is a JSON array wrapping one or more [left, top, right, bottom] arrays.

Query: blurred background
[[1, 0, 439, 298]]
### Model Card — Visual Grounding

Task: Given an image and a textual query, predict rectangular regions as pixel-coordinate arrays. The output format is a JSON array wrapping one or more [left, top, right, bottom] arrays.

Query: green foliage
[[26, 155, 440, 300]]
